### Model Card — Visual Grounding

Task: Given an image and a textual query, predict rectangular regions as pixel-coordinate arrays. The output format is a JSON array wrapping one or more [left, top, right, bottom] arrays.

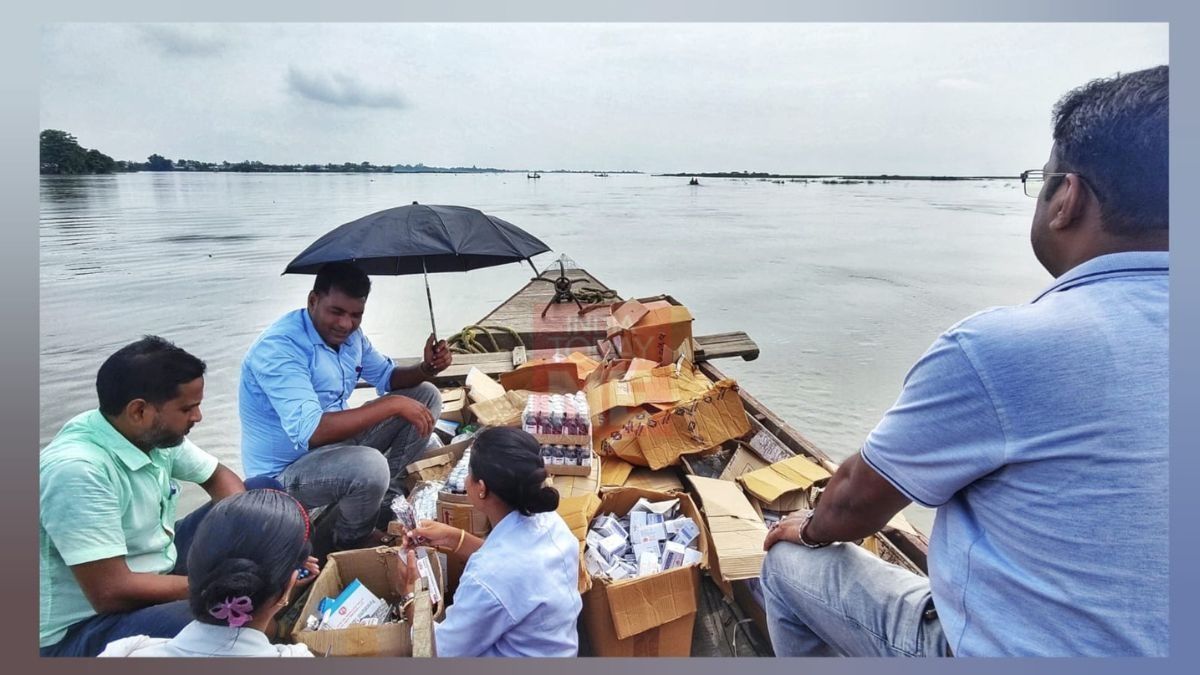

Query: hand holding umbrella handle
[[423, 334, 452, 375], [422, 257, 437, 341]]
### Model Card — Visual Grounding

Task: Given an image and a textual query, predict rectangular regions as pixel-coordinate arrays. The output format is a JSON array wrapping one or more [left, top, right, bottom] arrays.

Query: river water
[[40, 172, 1049, 528]]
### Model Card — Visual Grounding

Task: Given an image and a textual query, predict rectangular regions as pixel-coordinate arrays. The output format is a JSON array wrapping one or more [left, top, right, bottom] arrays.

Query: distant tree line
[[40, 130, 117, 174], [40, 131, 519, 174]]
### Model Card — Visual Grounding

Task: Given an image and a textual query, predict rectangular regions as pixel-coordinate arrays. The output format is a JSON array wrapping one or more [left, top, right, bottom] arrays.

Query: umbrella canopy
[[283, 202, 550, 275]]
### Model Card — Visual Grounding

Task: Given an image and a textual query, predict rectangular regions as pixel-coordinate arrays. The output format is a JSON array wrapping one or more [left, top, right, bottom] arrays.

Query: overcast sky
[[40, 23, 1167, 175]]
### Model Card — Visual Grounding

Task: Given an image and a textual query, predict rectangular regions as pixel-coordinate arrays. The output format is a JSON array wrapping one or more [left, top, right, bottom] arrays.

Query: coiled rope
[[447, 325, 525, 354]]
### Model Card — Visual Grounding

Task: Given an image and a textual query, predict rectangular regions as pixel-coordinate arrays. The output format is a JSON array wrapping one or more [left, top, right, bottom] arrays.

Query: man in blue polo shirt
[[761, 66, 1169, 656], [40, 336, 278, 657], [240, 262, 452, 551]]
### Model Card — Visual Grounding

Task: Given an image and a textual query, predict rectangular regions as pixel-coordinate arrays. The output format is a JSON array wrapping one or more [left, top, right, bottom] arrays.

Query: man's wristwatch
[[419, 360, 437, 377], [796, 509, 832, 549]]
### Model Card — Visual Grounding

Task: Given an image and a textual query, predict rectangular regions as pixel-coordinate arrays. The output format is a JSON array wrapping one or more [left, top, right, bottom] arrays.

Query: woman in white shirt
[[100, 489, 320, 657], [399, 426, 582, 657]]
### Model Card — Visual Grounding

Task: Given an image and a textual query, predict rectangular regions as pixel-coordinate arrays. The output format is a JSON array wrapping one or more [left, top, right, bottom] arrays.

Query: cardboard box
[[465, 367, 507, 403], [557, 493, 603, 594], [550, 452, 601, 500], [599, 379, 751, 470], [600, 456, 636, 487], [623, 467, 684, 493], [718, 445, 771, 482], [737, 454, 830, 513], [583, 358, 711, 417], [499, 361, 583, 393], [544, 458, 593, 477], [468, 390, 530, 427], [684, 475, 768, 590], [438, 387, 471, 425], [436, 489, 491, 538], [404, 438, 471, 492], [606, 299, 695, 366], [578, 487, 710, 657], [292, 546, 438, 657], [534, 432, 592, 447], [566, 351, 601, 381]]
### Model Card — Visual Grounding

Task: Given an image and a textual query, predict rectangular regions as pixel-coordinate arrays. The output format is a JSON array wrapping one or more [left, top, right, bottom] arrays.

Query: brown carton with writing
[[578, 486, 710, 656], [291, 546, 440, 657], [599, 379, 751, 469]]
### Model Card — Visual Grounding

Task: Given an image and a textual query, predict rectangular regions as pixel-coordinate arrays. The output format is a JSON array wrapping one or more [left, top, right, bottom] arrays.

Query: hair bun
[[195, 557, 266, 609], [523, 482, 560, 515]]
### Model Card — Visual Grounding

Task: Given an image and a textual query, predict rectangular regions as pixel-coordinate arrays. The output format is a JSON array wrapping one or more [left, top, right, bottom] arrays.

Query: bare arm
[[388, 363, 434, 392], [765, 452, 910, 549], [806, 452, 911, 543], [199, 463, 245, 501], [388, 335, 453, 391], [70, 557, 189, 614]]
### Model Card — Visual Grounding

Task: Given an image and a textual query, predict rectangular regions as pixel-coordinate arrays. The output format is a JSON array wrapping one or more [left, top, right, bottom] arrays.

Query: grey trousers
[[277, 382, 443, 548], [760, 541, 951, 657]]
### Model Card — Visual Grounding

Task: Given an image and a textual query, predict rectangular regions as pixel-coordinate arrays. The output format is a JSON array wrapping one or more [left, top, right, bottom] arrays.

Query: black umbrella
[[284, 202, 551, 339]]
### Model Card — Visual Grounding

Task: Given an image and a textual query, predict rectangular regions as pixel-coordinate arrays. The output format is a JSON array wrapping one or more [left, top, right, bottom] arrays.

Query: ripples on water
[[40, 173, 1050, 524]]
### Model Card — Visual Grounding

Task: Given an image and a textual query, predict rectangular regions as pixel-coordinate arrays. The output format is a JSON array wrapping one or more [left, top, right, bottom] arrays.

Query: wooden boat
[[368, 266, 930, 656]]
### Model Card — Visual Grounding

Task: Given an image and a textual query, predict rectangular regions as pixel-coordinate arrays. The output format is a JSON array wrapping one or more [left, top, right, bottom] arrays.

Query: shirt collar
[[168, 621, 276, 656], [1031, 251, 1169, 304], [87, 409, 153, 471]]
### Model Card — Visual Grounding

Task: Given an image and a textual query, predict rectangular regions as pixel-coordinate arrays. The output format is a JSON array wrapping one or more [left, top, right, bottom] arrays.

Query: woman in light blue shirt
[[100, 489, 320, 657], [401, 426, 582, 657]]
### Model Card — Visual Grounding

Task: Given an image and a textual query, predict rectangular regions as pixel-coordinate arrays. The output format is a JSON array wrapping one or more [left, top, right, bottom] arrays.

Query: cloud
[[935, 77, 986, 92], [135, 24, 230, 57], [286, 65, 407, 110]]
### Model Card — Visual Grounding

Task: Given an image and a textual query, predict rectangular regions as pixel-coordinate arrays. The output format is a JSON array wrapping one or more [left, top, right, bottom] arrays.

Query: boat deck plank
[[473, 268, 616, 352]]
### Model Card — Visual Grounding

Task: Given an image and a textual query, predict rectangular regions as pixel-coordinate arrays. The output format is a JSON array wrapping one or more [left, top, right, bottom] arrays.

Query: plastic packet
[[409, 482, 442, 523], [390, 495, 417, 533]]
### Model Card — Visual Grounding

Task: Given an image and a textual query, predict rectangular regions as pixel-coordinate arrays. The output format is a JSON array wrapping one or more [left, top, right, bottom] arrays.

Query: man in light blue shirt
[[761, 66, 1168, 656], [240, 262, 452, 550]]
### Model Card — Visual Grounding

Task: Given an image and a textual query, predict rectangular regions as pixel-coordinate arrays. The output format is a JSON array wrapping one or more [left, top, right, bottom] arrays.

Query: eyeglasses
[[1019, 169, 1070, 198]]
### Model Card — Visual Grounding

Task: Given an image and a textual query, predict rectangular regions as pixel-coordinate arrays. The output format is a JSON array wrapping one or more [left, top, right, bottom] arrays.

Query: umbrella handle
[[422, 257, 437, 342]]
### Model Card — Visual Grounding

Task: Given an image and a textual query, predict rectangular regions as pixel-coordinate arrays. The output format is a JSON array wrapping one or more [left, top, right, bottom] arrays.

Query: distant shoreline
[[657, 172, 1012, 181]]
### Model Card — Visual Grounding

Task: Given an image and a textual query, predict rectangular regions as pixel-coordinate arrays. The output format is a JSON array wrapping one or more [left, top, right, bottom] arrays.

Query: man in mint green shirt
[[39, 336, 272, 657]]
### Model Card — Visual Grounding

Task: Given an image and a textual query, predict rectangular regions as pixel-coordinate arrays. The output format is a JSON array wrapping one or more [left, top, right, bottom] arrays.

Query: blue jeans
[[760, 541, 951, 657], [277, 384, 442, 549], [40, 476, 284, 657]]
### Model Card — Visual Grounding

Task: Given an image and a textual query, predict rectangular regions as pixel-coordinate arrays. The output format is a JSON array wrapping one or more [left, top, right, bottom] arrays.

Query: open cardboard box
[[683, 475, 768, 599], [403, 437, 472, 493], [468, 390, 530, 427], [598, 379, 751, 470], [292, 546, 441, 657], [605, 297, 696, 366], [577, 486, 710, 657], [438, 387, 472, 425]]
